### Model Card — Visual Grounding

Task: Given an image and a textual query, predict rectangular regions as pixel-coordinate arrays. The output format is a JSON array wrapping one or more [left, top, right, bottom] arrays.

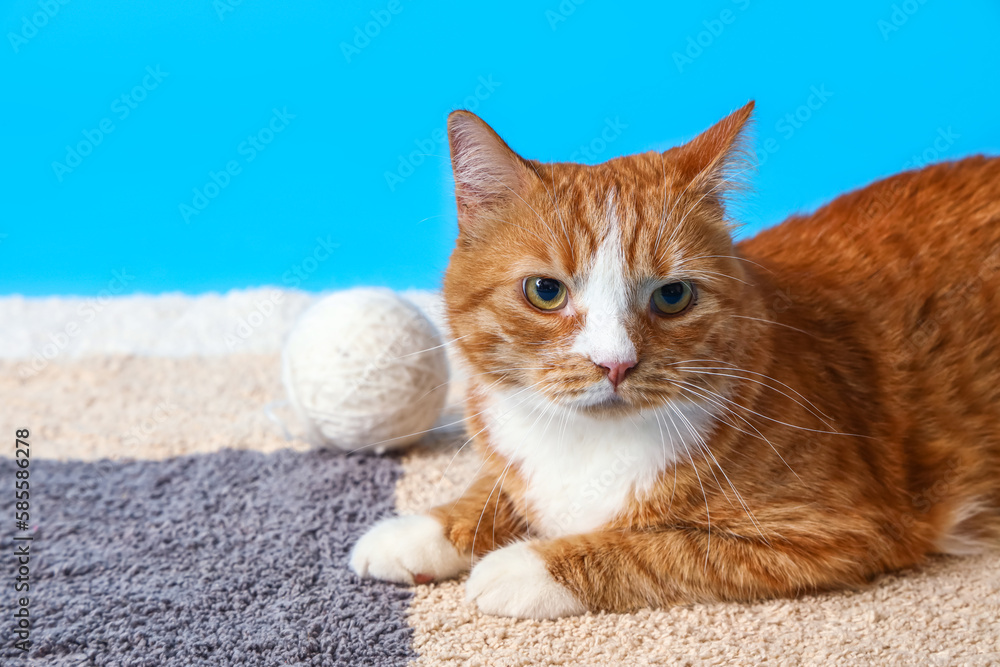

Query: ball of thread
[[282, 288, 449, 453]]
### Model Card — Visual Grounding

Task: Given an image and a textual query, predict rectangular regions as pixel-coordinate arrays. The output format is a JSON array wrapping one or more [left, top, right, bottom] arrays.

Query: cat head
[[443, 102, 762, 417]]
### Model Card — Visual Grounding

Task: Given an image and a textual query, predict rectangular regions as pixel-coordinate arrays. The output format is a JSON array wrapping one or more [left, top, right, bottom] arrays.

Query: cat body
[[351, 102, 1000, 618]]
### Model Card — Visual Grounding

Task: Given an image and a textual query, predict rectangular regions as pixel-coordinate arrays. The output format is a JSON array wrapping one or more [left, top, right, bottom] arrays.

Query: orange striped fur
[[354, 102, 1000, 617]]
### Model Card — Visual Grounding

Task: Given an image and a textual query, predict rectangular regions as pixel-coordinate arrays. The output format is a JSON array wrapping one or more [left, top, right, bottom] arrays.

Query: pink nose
[[596, 360, 636, 390]]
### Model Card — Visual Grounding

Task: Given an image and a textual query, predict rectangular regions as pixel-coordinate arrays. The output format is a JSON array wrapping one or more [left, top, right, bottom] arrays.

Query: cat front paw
[[350, 514, 468, 585], [465, 542, 586, 619]]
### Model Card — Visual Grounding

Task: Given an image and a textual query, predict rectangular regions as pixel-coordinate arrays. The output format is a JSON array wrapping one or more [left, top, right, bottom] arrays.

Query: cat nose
[[595, 360, 636, 390]]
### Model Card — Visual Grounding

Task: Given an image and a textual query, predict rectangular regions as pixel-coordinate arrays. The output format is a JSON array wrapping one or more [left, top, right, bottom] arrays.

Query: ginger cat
[[351, 101, 1000, 618]]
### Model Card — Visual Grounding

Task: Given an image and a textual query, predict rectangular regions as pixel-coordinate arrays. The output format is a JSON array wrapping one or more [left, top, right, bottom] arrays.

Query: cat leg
[[467, 528, 876, 617], [465, 541, 588, 618], [349, 513, 466, 585], [350, 473, 527, 585]]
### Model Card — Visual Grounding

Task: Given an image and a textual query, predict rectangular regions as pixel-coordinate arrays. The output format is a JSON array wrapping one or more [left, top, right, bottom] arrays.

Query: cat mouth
[[569, 390, 633, 414]]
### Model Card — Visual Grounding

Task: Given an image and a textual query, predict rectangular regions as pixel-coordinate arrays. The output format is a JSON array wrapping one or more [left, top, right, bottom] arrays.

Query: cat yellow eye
[[523, 276, 568, 311], [651, 281, 694, 316]]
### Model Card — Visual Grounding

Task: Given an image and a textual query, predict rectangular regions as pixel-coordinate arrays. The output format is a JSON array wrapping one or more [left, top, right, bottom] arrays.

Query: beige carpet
[[397, 435, 1000, 666], [5, 347, 999, 666]]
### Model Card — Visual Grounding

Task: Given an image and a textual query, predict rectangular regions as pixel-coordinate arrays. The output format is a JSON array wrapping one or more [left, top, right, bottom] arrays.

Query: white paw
[[350, 514, 468, 585], [465, 542, 586, 619]]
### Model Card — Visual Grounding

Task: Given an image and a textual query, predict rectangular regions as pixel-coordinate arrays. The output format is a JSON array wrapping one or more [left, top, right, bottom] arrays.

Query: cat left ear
[[448, 110, 532, 225], [673, 100, 755, 192]]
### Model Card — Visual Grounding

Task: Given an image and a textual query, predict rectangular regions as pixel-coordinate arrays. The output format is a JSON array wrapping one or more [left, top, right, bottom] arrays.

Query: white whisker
[[729, 314, 819, 340], [390, 333, 471, 361], [667, 402, 712, 571], [670, 368, 847, 434], [671, 380, 802, 483]]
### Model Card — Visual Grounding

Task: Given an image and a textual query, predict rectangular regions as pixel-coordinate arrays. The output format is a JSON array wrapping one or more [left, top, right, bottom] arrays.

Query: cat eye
[[523, 276, 568, 311], [651, 281, 694, 316]]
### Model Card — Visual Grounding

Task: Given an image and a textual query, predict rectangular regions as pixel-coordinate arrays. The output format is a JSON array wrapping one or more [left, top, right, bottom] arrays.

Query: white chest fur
[[482, 389, 713, 538]]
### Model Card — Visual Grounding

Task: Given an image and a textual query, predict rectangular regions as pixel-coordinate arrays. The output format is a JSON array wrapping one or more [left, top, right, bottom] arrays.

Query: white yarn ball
[[282, 288, 449, 453]]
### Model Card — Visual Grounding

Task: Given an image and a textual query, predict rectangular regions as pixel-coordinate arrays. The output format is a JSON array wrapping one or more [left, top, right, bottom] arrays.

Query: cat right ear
[[448, 111, 530, 225], [671, 100, 755, 195]]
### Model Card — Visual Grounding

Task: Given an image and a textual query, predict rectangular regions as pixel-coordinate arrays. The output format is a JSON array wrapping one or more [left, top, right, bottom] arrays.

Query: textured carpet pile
[[0, 450, 414, 665], [1, 290, 998, 666]]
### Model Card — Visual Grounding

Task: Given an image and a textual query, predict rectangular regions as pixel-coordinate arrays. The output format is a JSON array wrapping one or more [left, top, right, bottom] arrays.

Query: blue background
[[2, 0, 998, 296]]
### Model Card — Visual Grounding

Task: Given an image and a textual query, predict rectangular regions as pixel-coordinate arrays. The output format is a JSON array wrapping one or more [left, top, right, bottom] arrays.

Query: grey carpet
[[0, 449, 417, 666]]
